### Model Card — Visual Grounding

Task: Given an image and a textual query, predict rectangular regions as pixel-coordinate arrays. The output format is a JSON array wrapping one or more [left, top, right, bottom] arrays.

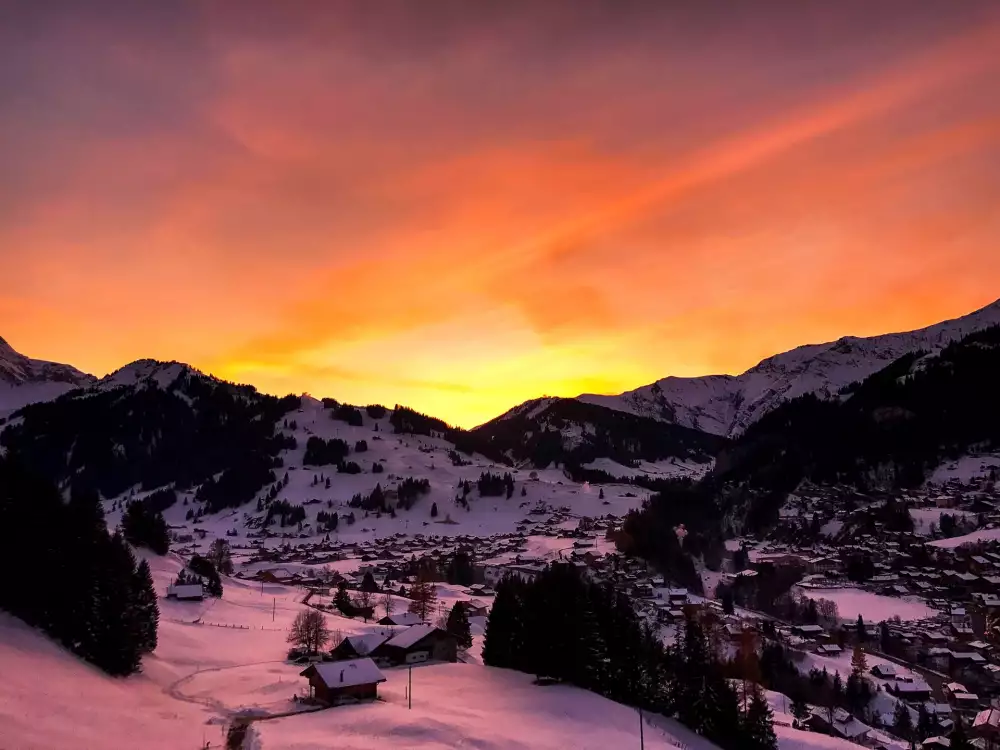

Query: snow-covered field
[[794, 587, 935, 623], [928, 526, 1000, 549], [257, 663, 713, 750], [0, 550, 717, 750], [0, 547, 860, 750], [927, 454, 1000, 485], [581, 456, 713, 481], [909, 507, 978, 536]]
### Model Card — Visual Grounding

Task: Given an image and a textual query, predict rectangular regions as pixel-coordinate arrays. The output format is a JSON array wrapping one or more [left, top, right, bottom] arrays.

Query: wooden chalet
[[300, 658, 386, 705]]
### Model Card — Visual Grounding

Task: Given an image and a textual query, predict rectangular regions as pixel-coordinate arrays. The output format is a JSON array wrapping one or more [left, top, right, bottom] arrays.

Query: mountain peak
[[0, 336, 96, 414], [98, 359, 206, 391]]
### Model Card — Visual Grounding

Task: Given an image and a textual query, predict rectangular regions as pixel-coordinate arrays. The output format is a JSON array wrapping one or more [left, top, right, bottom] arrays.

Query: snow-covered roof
[[167, 584, 203, 599], [383, 612, 422, 627], [304, 658, 386, 688], [386, 624, 438, 650], [973, 708, 1000, 729], [345, 633, 389, 655]]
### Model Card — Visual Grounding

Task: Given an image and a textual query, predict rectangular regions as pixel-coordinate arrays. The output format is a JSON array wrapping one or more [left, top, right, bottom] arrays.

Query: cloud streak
[[2, 2, 1000, 426]]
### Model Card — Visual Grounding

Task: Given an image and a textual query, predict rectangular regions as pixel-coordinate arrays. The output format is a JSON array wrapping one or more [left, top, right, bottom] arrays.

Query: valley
[[1, 300, 999, 750]]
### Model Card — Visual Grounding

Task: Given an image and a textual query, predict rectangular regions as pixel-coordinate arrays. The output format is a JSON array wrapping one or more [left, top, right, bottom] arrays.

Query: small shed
[[166, 583, 204, 601], [300, 658, 386, 705]]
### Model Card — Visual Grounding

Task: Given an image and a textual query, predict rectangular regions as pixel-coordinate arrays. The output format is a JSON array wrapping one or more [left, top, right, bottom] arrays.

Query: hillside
[[0, 336, 95, 415], [475, 396, 724, 472], [715, 324, 1000, 494], [0, 360, 300, 501], [577, 298, 1000, 437], [0, 550, 717, 750]]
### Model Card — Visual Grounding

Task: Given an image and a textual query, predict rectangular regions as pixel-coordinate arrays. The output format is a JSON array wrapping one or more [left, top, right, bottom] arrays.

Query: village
[[157, 461, 1000, 749]]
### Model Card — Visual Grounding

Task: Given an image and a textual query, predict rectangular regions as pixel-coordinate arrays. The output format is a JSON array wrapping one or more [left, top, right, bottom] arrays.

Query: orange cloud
[[3, 5, 1000, 426]]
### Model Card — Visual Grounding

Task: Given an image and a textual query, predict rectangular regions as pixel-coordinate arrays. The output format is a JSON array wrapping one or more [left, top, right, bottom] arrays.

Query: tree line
[[0, 373, 299, 504], [0, 457, 159, 676], [483, 564, 776, 750]]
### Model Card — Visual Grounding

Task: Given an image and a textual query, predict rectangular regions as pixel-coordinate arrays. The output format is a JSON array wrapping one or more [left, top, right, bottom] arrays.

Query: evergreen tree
[[916, 703, 936, 741], [446, 602, 473, 649], [121, 501, 170, 555], [133, 559, 159, 654], [851, 643, 868, 676], [892, 701, 914, 744], [93, 532, 144, 676], [187, 554, 223, 597], [856, 614, 867, 641], [360, 572, 379, 593], [482, 576, 523, 669], [0, 459, 159, 677], [431, 501, 438, 518], [743, 685, 778, 750], [949, 718, 973, 750], [334, 581, 354, 616], [790, 690, 811, 726], [880, 621, 891, 652]]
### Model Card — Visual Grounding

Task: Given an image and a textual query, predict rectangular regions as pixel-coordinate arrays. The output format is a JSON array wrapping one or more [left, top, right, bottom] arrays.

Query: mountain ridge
[[576, 297, 1000, 437], [0, 337, 96, 415]]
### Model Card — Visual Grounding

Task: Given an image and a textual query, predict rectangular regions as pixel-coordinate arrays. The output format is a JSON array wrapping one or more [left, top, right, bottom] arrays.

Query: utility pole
[[408, 665, 413, 709], [638, 707, 644, 750]]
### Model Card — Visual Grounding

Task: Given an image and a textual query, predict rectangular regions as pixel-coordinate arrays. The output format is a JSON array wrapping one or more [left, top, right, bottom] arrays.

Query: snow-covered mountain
[[0, 336, 95, 415], [578, 298, 1000, 437]]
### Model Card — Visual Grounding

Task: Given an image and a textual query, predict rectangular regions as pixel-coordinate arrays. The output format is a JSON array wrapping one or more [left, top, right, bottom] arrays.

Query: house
[[816, 644, 843, 656], [920, 738, 951, 749], [378, 612, 423, 627], [300, 658, 386, 705], [792, 624, 826, 639], [808, 707, 871, 743], [871, 664, 899, 679], [889, 678, 933, 702], [971, 708, 1000, 744], [329, 633, 390, 662], [372, 624, 458, 666], [456, 599, 490, 618], [166, 583, 204, 601]]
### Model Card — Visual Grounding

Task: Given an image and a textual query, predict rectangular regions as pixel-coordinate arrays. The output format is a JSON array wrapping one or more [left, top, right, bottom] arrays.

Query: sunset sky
[[3, 1, 1000, 427]]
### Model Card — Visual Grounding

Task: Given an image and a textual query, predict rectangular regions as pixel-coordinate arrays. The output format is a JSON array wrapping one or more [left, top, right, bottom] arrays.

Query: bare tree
[[407, 573, 438, 622], [287, 609, 330, 654], [380, 591, 394, 620], [207, 538, 233, 575], [329, 628, 345, 650], [356, 589, 374, 622]]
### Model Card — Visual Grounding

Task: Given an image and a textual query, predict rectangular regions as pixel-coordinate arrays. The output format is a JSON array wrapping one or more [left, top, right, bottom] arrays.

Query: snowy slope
[[0, 335, 95, 415], [97, 359, 202, 390], [103, 395, 652, 553], [1, 551, 725, 750], [257, 663, 716, 750], [579, 298, 1000, 437]]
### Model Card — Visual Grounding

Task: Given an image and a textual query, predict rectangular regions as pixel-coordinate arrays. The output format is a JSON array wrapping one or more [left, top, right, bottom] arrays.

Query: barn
[[372, 624, 458, 666], [299, 658, 387, 705]]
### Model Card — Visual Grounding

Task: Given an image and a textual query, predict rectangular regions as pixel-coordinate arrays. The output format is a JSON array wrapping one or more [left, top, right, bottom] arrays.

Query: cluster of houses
[[298, 620, 460, 706]]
